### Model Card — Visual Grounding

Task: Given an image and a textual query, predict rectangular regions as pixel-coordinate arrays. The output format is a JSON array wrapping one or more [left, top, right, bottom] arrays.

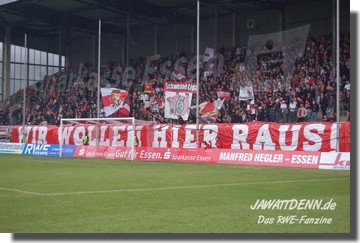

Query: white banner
[[0, 143, 24, 154], [204, 47, 214, 62], [239, 85, 254, 101], [164, 92, 193, 121], [318, 152, 350, 170]]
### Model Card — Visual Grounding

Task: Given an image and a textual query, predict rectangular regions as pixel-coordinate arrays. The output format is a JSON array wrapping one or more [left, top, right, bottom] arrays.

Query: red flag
[[216, 89, 231, 101], [117, 101, 131, 117], [101, 88, 129, 117], [198, 101, 218, 122], [174, 73, 189, 82], [144, 83, 153, 93], [308, 77, 316, 85]]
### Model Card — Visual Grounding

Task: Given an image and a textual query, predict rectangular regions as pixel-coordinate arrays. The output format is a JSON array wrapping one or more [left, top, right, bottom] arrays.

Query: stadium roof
[[0, 0, 316, 40]]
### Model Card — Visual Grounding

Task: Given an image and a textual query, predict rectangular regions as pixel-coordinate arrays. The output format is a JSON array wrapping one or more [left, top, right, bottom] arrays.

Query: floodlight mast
[[59, 117, 136, 160]]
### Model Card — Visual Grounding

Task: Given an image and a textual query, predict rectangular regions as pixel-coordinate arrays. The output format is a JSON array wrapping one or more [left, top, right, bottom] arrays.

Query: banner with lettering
[[11, 122, 350, 152], [71, 145, 349, 170], [164, 81, 197, 121]]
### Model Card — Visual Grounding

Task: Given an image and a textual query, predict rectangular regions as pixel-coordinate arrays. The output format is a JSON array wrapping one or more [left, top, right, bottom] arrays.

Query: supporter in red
[[202, 141, 212, 150], [214, 136, 224, 149]]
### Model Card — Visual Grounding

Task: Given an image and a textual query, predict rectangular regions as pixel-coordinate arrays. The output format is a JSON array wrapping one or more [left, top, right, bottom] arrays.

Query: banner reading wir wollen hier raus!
[[11, 122, 350, 152]]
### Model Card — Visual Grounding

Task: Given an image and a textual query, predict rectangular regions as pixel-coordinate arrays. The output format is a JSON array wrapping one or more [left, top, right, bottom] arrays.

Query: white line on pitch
[[0, 177, 348, 196], [0, 187, 47, 195]]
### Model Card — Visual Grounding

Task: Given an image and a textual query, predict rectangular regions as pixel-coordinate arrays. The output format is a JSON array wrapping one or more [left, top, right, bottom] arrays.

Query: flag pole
[[97, 19, 101, 118], [196, 0, 200, 148], [96, 19, 101, 147], [22, 34, 27, 137], [336, 0, 340, 151]]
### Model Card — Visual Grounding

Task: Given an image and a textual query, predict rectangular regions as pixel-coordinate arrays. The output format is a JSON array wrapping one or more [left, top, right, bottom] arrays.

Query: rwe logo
[[23, 144, 51, 155]]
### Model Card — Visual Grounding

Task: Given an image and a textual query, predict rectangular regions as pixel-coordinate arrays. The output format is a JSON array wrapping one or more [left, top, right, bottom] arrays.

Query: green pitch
[[0, 154, 350, 233]]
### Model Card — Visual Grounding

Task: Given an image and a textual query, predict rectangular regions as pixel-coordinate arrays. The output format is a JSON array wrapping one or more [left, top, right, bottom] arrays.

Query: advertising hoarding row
[[7, 143, 346, 170]]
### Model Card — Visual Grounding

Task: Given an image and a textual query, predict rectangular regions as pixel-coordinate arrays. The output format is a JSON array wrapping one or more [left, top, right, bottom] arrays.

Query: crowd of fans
[[0, 32, 350, 126]]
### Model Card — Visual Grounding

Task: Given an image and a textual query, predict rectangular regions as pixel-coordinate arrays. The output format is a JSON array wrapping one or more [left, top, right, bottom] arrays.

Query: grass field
[[0, 154, 350, 234]]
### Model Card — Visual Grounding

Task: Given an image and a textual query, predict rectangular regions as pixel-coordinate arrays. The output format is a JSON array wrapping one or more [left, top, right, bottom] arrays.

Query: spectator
[[327, 112, 336, 122], [288, 98, 298, 122], [322, 115, 327, 122], [305, 99, 312, 121], [82, 132, 89, 145], [319, 93, 328, 117], [327, 95, 335, 117], [280, 100, 288, 123], [344, 80, 350, 91], [133, 135, 139, 147], [202, 141, 212, 150], [297, 103, 307, 122], [214, 136, 224, 149], [344, 90, 350, 113], [22, 133, 28, 144], [310, 100, 320, 122], [2, 32, 350, 126]]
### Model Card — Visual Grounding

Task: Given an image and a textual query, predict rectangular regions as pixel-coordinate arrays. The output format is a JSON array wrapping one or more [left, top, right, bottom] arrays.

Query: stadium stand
[[1, 32, 350, 126]]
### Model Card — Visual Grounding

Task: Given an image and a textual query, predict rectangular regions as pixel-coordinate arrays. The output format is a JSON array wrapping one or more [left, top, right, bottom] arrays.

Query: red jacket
[[215, 140, 223, 149]]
